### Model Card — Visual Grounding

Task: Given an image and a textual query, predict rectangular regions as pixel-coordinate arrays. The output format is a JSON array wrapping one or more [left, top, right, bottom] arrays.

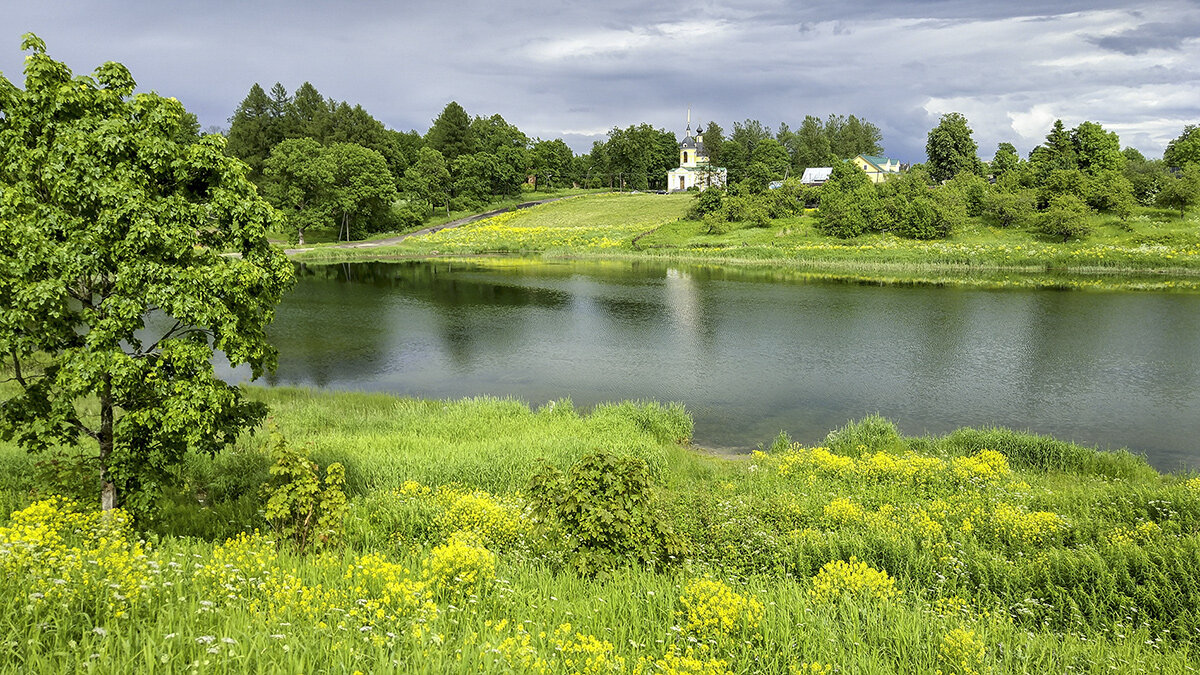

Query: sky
[[2, 1, 1198, 162]]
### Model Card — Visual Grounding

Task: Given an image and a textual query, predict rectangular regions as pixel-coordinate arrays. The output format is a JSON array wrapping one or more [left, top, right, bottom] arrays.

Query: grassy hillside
[[2, 388, 1198, 673], [294, 193, 1200, 290]]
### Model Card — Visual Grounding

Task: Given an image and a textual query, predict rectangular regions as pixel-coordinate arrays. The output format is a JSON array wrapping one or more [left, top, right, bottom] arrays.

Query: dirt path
[[282, 195, 576, 256]]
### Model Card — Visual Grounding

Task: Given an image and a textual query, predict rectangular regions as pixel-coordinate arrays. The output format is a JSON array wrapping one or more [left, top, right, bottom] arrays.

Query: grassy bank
[[2, 388, 1198, 673], [269, 188, 604, 246], [292, 193, 1200, 291]]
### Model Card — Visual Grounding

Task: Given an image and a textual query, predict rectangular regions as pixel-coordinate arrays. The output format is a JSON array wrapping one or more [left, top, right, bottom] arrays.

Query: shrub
[[809, 557, 899, 604], [529, 450, 684, 576], [677, 577, 763, 640], [981, 189, 1036, 227], [1039, 194, 1092, 242], [261, 430, 348, 552], [423, 530, 496, 596], [687, 187, 725, 220]]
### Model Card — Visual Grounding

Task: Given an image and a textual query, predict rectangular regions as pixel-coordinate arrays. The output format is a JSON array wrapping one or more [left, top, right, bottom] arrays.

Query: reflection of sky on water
[[217, 260, 1200, 472]]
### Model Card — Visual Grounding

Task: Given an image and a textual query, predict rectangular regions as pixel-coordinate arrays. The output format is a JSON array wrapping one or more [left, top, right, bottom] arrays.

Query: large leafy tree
[[1164, 124, 1200, 169], [790, 115, 833, 172], [0, 35, 294, 512], [263, 137, 331, 244], [925, 112, 982, 182], [321, 143, 398, 240], [405, 146, 452, 215]]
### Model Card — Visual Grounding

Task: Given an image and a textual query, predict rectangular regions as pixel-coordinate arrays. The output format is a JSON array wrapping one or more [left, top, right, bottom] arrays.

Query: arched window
[[683, 152, 689, 163]]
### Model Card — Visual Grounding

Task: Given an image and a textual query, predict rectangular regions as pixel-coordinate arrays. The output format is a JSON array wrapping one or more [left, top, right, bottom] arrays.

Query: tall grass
[[1, 391, 1198, 673]]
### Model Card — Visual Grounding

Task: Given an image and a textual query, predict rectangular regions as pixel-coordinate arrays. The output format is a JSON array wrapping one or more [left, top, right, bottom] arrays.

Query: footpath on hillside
[[282, 195, 576, 256]]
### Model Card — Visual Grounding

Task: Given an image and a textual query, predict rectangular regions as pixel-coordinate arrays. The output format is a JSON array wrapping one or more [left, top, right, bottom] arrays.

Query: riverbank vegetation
[[293, 192, 1200, 290], [2, 388, 1198, 673]]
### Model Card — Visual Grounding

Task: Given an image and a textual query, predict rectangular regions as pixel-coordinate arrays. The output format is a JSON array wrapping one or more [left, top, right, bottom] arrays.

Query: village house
[[849, 154, 902, 183]]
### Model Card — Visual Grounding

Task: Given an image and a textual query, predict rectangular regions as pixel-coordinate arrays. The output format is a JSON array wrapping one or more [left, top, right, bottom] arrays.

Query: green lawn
[[2, 388, 1198, 673], [293, 194, 1200, 290]]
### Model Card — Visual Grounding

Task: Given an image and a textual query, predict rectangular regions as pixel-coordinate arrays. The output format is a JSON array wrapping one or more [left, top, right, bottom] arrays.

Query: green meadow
[[2, 387, 1198, 674], [294, 193, 1200, 291]]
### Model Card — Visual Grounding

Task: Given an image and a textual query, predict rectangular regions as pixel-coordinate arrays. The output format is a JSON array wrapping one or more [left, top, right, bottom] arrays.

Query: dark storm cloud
[[2, 0, 1198, 162], [1089, 20, 1200, 55]]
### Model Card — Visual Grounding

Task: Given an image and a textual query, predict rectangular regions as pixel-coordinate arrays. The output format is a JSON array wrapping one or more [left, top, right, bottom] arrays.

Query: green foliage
[[981, 189, 1037, 227], [1087, 171, 1136, 220], [405, 146, 452, 215], [1163, 124, 1200, 169], [424, 101, 474, 163], [261, 430, 348, 552], [1156, 164, 1200, 218], [595, 123, 678, 190], [925, 112, 982, 182], [688, 187, 725, 220], [990, 142, 1021, 179], [816, 162, 878, 237], [1072, 121, 1125, 176], [0, 35, 293, 515], [529, 450, 684, 576], [944, 171, 992, 217], [1040, 194, 1093, 242]]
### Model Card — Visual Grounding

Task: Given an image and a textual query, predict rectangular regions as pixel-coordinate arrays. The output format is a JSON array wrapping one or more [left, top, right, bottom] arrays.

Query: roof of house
[[857, 155, 898, 172], [800, 167, 833, 183]]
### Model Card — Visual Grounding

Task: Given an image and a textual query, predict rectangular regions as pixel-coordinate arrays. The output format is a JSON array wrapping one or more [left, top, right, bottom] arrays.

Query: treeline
[[580, 115, 884, 192], [222, 82, 891, 241], [687, 118, 1200, 241], [225, 84, 578, 242]]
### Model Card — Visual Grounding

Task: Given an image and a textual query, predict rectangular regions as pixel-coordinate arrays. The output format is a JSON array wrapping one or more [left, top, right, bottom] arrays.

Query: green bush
[[1040, 194, 1092, 242], [261, 430, 348, 552], [529, 450, 685, 576]]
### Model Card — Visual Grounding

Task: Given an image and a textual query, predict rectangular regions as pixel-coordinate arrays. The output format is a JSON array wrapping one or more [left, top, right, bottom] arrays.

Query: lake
[[220, 259, 1200, 471]]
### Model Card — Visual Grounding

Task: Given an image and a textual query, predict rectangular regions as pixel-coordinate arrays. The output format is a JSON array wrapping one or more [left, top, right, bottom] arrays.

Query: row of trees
[[225, 86, 580, 241], [684, 117, 1199, 242]]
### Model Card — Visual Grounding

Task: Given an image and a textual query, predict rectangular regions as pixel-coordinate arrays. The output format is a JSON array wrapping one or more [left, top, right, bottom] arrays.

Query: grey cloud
[[2, 0, 1198, 162], [1089, 21, 1200, 54]]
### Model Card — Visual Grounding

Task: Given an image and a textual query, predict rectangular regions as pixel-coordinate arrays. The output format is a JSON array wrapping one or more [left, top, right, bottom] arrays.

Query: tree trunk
[[99, 375, 116, 511], [297, 228, 306, 246]]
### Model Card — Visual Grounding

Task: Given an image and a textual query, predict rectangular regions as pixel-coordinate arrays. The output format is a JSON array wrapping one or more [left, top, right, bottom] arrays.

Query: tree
[[829, 114, 884, 158], [1164, 124, 1200, 169], [225, 83, 277, 180], [925, 112, 982, 182], [696, 121, 724, 168], [405, 146, 452, 215], [1040, 194, 1092, 242], [264, 137, 331, 245], [1029, 120, 1077, 180], [1071, 121, 1124, 176], [425, 101, 474, 163], [321, 143, 398, 240], [751, 138, 791, 180], [471, 113, 529, 154], [791, 115, 833, 172], [990, 142, 1021, 179], [531, 138, 575, 190], [1157, 163, 1200, 218], [816, 162, 879, 237], [982, 189, 1037, 227], [0, 35, 293, 513]]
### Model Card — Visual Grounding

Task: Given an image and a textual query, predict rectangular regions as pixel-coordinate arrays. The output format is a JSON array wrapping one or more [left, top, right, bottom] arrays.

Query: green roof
[[857, 155, 897, 171]]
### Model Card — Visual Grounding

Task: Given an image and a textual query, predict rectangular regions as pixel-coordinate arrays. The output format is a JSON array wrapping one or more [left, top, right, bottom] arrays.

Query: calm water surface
[[221, 260, 1200, 471]]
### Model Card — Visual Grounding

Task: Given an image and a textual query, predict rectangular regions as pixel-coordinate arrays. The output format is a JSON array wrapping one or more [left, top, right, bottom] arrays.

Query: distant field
[[293, 194, 1200, 290]]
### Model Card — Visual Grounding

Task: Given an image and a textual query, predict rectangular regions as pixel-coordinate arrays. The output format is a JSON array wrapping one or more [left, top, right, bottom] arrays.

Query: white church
[[667, 113, 727, 192]]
